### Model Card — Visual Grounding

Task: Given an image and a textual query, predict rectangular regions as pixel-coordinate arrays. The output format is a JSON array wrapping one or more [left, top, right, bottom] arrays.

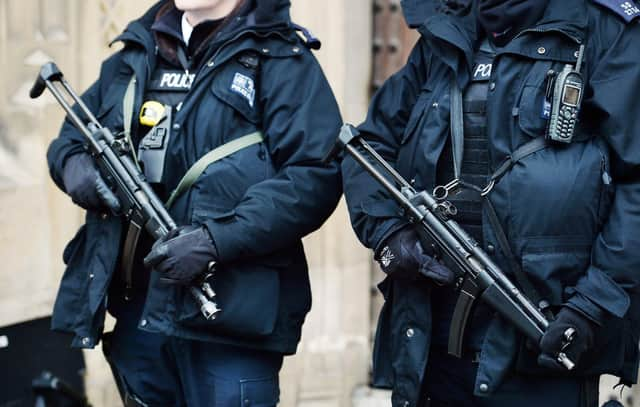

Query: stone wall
[[0, 1, 637, 406], [0, 1, 377, 406]]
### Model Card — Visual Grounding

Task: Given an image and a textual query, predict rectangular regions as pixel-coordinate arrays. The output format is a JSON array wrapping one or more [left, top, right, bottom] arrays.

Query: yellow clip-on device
[[139, 101, 166, 127]]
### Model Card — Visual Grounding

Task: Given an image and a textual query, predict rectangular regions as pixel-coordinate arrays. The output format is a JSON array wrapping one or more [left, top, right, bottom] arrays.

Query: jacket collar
[[522, 0, 587, 44], [112, 0, 294, 53], [415, 0, 587, 87]]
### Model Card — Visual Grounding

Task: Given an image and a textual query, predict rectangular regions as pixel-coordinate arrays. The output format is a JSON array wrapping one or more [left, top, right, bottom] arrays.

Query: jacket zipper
[[512, 27, 582, 45]]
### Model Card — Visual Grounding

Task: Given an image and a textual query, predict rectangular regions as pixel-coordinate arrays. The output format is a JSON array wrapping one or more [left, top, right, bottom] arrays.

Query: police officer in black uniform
[[46, 0, 342, 405], [342, 0, 640, 406]]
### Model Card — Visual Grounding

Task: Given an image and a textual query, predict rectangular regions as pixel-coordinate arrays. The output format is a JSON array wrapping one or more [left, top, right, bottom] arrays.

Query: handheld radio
[[545, 45, 585, 144]]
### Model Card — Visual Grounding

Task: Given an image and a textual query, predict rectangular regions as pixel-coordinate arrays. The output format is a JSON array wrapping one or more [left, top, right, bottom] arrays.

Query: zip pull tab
[[176, 45, 191, 73]]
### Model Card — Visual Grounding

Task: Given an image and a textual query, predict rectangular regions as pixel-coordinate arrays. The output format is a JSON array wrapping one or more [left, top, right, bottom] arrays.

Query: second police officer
[[342, 0, 640, 406], [46, 0, 342, 405]]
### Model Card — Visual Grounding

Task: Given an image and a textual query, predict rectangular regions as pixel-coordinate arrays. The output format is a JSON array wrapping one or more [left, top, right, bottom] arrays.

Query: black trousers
[[102, 300, 283, 407], [422, 349, 599, 407]]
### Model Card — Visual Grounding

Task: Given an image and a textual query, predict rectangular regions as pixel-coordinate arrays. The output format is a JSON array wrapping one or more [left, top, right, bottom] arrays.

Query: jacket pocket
[[176, 261, 281, 337], [516, 239, 629, 376], [520, 238, 592, 307], [596, 143, 614, 228], [63, 224, 87, 265], [515, 60, 553, 138], [210, 67, 260, 124], [176, 209, 282, 338], [401, 87, 433, 145], [401, 84, 451, 146], [239, 376, 280, 407], [372, 277, 394, 389], [517, 84, 548, 138]]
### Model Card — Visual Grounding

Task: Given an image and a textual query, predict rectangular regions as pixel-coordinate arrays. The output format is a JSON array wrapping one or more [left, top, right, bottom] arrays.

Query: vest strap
[[450, 76, 465, 180], [489, 137, 550, 185]]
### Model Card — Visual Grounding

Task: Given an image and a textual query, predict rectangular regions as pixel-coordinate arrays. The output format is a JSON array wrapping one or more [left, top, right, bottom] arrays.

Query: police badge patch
[[230, 73, 256, 107], [592, 0, 640, 23]]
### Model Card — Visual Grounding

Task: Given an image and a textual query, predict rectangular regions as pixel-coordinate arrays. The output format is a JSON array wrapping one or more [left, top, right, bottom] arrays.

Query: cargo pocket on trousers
[[102, 332, 151, 407], [239, 376, 280, 407]]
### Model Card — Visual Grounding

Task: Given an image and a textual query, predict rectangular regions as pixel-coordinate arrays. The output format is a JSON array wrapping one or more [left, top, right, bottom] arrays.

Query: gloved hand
[[62, 153, 121, 212], [144, 225, 218, 285], [538, 307, 597, 370], [376, 227, 455, 285]]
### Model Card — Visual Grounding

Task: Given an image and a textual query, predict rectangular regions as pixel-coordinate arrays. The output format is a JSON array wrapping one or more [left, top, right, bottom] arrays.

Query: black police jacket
[[343, 0, 640, 405], [46, 0, 342, 355]]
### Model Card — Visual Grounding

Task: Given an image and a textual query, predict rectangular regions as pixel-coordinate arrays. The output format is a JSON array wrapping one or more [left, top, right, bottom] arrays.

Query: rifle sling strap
[[165, 132, 265, 208], [123, 75, 140, 168], [120, 75, 265, 209]]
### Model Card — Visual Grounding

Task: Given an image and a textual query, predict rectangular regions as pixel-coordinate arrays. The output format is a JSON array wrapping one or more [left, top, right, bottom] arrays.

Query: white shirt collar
[[181, 13, 194, 45]]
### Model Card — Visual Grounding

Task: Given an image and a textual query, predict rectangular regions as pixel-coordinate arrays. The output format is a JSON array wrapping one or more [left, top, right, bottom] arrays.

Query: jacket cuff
[[373, 222, 409, 259], [372, 219, 409, 256], [203, 216, 247, 263], [565, 292, 607, 326], [359, 198, 408, 253], [48, 140, 85, 192], [572, 265, 630, 319]]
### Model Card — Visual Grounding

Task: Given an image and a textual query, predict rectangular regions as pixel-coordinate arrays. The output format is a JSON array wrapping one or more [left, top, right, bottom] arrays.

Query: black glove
[[144, 225, 218, 285], [538, 307, 596, 370], [376, 227, 455, 285], [62, 153, 121, 212]]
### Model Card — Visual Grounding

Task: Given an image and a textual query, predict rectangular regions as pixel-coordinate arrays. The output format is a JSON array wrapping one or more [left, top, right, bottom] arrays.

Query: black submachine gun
[[327, 124, 575, 370], [30, 62, 220, 320]]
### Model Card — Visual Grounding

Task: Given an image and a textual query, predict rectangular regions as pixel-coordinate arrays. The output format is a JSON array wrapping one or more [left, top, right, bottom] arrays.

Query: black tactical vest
[[431, 40, 495, 349], [435, 41, 494, 246], [144, 66, 193, 112]]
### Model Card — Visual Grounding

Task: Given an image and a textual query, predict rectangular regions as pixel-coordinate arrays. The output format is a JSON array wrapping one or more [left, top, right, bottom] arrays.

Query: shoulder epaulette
[[591, 0, 640, 23], [291, 23, 322, 50]]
